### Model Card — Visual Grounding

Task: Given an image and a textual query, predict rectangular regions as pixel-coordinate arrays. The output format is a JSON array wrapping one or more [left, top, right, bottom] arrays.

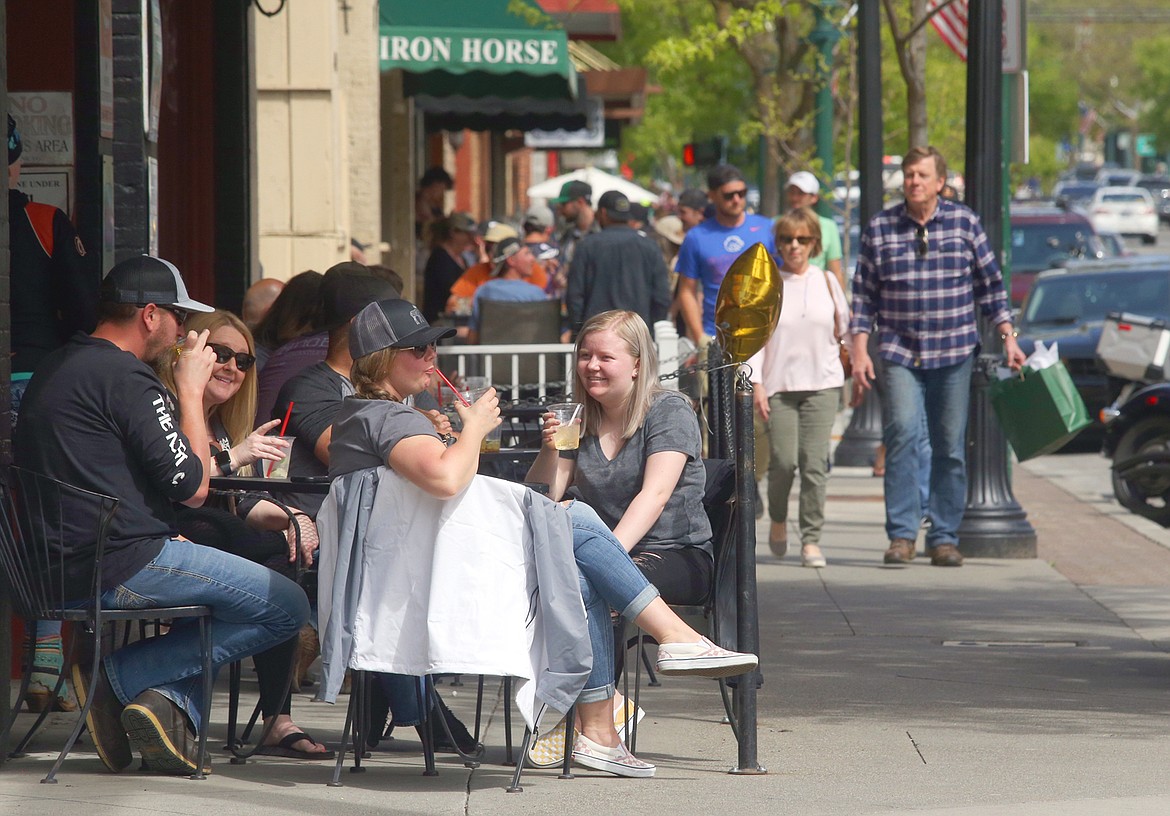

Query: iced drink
[[266, 436, 295, 479], [548, 403, 583, 451]]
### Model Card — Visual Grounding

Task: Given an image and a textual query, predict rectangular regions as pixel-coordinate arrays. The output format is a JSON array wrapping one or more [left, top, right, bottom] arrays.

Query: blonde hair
[[575, 310, 662, 440], [351, 346, 402, 401], [157, 310, 258, 446], [774, 207, 823, 258]]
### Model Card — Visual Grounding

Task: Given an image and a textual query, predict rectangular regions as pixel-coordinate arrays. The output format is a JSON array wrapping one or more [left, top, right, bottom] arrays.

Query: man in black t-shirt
[[15, 256, 309, 775]]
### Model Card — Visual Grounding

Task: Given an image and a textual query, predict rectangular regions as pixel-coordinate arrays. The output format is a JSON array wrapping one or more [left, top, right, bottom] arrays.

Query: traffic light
[[682, 136, 728, 168]]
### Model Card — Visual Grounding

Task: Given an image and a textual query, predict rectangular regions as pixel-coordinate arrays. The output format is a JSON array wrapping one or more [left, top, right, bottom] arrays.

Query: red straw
[[434, 368, 471, 407], [267, 401, 295, 477]]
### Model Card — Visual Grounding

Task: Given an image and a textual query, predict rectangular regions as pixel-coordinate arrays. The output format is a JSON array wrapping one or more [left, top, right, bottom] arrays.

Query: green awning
[[379, 1, 576, 100]]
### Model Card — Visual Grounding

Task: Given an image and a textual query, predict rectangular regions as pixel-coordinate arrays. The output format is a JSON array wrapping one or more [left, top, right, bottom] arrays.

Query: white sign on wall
[[9, 92, 74, 166], [16, 168, 72, 214]]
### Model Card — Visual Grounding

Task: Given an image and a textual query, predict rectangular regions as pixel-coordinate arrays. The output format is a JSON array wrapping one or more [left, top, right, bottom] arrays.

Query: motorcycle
[[1102, 381, 1170, 527]]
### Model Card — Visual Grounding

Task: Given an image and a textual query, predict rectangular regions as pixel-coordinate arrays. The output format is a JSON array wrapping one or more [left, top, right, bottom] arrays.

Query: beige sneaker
[[768, 522, 788, 557], [656, 637, 758, 678]]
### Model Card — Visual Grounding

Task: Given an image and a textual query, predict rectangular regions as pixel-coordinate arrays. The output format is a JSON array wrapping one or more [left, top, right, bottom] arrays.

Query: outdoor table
[[209, 475, 332, 495]]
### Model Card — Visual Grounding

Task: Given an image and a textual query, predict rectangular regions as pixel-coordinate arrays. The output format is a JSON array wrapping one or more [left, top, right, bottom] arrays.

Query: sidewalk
[[4, 449, 1170, 814]]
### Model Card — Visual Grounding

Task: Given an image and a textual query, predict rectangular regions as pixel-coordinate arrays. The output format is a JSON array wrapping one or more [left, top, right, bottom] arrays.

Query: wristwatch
[[214, 448, 235, 475]]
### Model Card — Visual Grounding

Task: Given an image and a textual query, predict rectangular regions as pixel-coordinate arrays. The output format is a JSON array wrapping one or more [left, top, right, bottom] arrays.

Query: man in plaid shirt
[[850, 147, 1026, 568]]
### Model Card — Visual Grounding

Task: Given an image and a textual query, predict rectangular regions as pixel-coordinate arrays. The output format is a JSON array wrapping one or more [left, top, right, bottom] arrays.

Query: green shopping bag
[[988, 363, 1092, 462]]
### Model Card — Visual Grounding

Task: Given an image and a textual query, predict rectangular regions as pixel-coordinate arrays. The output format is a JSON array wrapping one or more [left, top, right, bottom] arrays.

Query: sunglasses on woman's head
[[207, 343, 256, 371], [409, 342, 437, 359]]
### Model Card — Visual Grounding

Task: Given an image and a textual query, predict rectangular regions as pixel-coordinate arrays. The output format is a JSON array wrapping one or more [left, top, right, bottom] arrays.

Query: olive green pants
[[763, 388, 840, 546]]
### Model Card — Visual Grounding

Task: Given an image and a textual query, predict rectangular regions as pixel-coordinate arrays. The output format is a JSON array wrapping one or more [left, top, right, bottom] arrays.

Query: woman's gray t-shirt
[[328, 397, 440, 478], [571, 390, 711, 553]]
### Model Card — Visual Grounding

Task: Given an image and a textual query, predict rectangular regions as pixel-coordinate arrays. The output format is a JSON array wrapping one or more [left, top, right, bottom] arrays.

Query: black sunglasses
[[409, 342, 437, 359], [915, 225, 928, 258], [721, 187, 748, 202], [158, 305, 190, 325], [777, 234, 815, 246], [208, 342, 257, 371]]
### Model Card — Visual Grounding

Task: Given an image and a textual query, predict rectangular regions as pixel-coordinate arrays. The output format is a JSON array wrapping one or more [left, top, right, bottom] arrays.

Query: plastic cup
[[266, 436, 295, 479], [481, 424, 502, 453], [548, 403, 583, 451]]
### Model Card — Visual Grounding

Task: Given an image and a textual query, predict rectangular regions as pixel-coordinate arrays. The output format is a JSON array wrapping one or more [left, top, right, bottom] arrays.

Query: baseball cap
[[678, 188, 707, 211], [550, 180, 592, 204], [350, 298, 456, 359], [319, 261, 402, 330], [448, 211, 478, 233], [8, 114, 22, 166], [787, 171, 821, 195], [100, 255, 214, 313], [654, 215, 685, 246], [597, 190, 631, 222], [491, 237, 525, 276], [481, 221, 519, 244], [527, 240, 559, 261], [628, 201, 649, 223], [523, 203, 554, 230]]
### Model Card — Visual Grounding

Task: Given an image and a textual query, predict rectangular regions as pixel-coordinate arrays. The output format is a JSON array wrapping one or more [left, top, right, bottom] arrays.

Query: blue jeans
[[879, 354, 974, 547], [567, 502, 659, 704], [99, 539, 310, 732]]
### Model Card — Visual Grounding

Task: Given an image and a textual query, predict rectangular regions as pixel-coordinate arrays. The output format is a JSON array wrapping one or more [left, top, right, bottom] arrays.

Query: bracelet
[[1000, 329, 1018, 340]]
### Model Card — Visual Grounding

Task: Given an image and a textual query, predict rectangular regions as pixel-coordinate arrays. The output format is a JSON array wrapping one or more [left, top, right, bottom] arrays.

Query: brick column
[[112, 0, 150, 260]]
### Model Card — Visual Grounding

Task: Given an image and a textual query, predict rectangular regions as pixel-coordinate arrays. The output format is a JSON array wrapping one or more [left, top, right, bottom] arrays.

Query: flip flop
[[255, 731, 336, 760]]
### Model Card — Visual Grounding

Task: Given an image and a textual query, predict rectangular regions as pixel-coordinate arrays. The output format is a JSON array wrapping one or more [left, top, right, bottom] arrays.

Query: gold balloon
[[714, 242, 783, 363]]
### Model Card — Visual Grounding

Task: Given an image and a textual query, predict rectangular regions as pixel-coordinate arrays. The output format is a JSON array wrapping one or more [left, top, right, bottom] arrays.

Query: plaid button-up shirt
[[850, 199, 1012, 369]]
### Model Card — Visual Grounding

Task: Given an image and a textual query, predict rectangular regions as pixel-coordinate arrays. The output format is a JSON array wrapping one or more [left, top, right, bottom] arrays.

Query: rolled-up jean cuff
[[619, 584, 659, 622], [578, 682, 615, 705]]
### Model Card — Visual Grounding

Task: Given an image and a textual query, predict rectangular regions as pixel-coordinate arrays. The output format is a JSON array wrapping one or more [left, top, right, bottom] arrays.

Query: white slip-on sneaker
[[655, 636, 758, 678], [571, 734, 655, 778]]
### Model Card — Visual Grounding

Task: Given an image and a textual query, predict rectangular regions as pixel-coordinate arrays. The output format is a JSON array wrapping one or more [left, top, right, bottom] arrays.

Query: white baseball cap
[[787, 171, 820, 195]]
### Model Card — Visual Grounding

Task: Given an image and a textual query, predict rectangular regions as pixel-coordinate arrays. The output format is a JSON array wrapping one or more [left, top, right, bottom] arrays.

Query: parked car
[[1095, 168, 1141, 188], [1087, 186, 1159, 244], [1052, 180, 1099, 211], [1096, 230, 1131, 258], [1136, 175, 1170, 223], [1017, 258, 1170, 435], [1008, 206, 1102, 306]]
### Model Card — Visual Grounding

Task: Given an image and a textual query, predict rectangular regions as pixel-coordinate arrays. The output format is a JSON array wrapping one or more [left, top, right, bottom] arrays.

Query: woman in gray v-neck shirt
[[528, 310, 713, 607]]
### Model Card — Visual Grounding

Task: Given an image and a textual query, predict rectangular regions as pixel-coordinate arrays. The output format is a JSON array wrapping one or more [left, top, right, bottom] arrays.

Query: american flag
[[928, 0, 968, 61]]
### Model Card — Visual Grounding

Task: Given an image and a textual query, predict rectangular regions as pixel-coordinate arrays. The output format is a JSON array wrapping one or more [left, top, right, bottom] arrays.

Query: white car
[[1087, 186, 1158, 245]]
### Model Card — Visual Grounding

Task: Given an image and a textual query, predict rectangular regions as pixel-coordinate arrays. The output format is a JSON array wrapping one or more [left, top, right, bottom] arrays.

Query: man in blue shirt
[[676, 164, 775, 345], [851, 147, 1025, 568]]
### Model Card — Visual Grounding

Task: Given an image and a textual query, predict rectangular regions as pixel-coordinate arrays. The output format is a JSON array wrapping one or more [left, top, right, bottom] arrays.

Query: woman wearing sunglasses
[[158, 309, 333, 760], [747, 207, 851, 568]]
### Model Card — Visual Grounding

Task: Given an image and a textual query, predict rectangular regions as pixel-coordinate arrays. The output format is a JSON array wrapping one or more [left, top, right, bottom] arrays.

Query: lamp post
[[834, 0, 884, 468], [809, 1, 840, 212], [959, 0, 1036, 557]]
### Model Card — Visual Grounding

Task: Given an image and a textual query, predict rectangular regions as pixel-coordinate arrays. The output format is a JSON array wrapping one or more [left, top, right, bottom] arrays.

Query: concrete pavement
[[4, 445, 1170, 814]]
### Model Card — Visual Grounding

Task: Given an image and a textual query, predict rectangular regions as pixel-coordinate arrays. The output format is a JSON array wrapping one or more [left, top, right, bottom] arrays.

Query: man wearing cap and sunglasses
[[851, 146, 1025, 569], [676, 164, 775, 347], [785, 170, 845, 291], [551, 179, 597, 270], [14, 255, 311, 774]]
